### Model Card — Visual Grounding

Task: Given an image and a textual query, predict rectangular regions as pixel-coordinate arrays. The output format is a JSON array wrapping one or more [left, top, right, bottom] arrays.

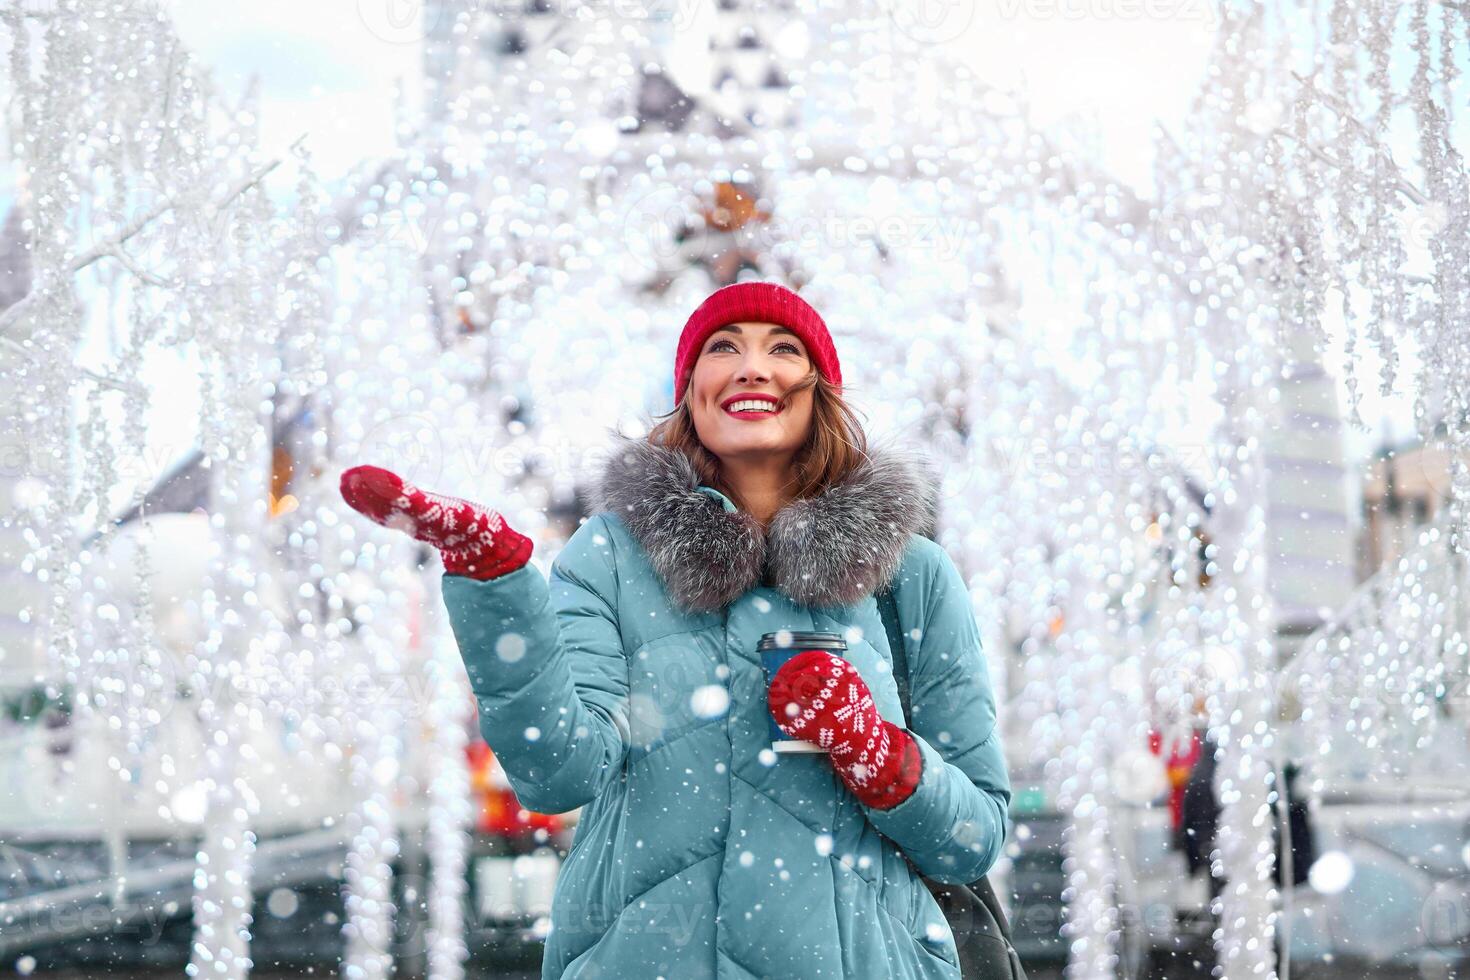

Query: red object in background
[[1148, 727, 1203, 831], [465, 739, 565, 837]]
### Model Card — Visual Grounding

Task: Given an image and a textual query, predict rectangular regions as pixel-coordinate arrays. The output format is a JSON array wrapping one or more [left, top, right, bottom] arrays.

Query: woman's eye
[[710, 339, 801, 354]]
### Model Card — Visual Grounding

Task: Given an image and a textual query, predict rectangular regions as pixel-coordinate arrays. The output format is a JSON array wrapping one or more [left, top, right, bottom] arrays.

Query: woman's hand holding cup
[[767, 650, 923, 811]]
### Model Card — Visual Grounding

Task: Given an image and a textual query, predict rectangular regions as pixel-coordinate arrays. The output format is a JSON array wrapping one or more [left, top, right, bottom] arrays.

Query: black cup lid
[[757, 630, 848, 652]]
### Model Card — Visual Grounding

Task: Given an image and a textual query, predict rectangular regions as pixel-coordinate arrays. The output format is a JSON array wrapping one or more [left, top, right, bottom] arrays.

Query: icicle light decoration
[[0, 4, 381, 978]]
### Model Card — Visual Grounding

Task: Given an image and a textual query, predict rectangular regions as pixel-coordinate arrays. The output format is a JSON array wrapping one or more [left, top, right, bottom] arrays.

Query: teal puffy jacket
[[442, 435, 1012, 978]]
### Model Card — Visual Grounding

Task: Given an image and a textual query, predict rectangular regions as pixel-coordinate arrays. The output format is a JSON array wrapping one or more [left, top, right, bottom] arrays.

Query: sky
[[164, 0, 424, 180], [162, 0, 1216, 193]]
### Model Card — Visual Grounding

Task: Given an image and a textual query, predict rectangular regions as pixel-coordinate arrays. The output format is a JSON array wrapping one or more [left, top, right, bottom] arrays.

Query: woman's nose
[[737, 354, 771, 384]]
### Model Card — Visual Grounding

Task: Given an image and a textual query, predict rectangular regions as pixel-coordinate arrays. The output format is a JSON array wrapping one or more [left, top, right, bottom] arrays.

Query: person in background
[[1180, 733, 1317, 896], [1149, 724, 1203, 851]]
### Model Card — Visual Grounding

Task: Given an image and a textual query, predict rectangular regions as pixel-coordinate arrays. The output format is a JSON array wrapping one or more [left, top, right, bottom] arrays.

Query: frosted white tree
[[0, 3, 385, 978]]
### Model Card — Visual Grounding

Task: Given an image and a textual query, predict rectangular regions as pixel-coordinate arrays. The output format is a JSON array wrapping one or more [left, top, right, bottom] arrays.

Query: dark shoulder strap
[[875, 584, 1026, 974], [875, 585, 911, 723]]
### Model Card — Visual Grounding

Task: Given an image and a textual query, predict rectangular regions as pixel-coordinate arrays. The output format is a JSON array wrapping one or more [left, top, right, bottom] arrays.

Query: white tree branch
[[0, 133, 308, 338], [0, 336, 144, 396]]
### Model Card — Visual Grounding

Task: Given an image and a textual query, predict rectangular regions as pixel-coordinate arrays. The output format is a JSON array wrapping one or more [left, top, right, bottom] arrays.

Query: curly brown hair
[[646, 370, 869, 513]]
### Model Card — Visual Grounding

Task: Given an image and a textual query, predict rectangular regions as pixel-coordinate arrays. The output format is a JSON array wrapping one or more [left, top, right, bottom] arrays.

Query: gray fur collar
[[590, 434, 941, 613]]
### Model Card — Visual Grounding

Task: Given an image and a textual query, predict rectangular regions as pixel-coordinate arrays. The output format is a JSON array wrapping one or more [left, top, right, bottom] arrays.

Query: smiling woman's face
[[687, 321, 815, 466]]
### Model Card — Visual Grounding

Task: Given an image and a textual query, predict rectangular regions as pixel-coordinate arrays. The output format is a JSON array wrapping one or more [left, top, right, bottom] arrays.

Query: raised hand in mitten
[[767, 650, 923, 810], [339, 465, 533, 581]]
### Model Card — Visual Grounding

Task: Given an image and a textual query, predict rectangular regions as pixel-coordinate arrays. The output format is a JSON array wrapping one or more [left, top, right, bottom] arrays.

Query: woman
[[339, 281, 1012, 979]]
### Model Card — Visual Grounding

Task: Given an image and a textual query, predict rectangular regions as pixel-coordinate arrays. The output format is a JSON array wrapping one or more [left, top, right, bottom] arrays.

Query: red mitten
[[767, 650, 923, 810], [339, 465, 533, 581]]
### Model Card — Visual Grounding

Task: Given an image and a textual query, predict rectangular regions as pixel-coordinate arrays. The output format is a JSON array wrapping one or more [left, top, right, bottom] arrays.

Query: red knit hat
[[673, 282, 842, 404]]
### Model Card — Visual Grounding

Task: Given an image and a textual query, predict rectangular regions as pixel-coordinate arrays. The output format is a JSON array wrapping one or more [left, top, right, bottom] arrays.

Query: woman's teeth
[[727, 400, 776, 413]]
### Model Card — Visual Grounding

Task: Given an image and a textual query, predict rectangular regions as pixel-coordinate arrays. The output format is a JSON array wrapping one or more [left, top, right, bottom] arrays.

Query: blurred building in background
[[1359, 438, 1464, 578], [421, 0, 798, 135], [1265, 334, 1356, 651]]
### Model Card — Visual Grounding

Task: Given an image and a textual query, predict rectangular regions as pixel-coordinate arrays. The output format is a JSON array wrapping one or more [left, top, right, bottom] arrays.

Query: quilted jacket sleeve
[[864, 536, 1012, 883], [440, 512, 630, 815]]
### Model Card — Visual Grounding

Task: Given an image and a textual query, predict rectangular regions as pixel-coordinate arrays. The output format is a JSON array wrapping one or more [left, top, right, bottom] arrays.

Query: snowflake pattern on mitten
[[768, 649, 923, 809], [339, 465, 533, 580]]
